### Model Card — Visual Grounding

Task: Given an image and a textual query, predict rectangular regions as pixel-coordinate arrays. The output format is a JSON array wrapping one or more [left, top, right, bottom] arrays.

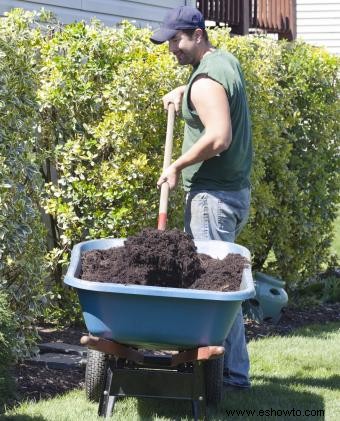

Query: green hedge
[[0, 10, 339, 336], [208, 32, 340, 281], [0, 9, 47, 356], [39, 19, 187, 247], [38, 20, 339, 282]]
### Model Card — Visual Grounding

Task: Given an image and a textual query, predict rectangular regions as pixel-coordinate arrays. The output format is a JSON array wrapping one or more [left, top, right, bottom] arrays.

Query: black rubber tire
[[85, 348, 107, 402], [204, 356, 224, 405]]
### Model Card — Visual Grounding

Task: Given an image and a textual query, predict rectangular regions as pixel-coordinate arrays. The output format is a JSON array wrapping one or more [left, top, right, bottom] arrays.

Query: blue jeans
[[184, 188, 251, 388]]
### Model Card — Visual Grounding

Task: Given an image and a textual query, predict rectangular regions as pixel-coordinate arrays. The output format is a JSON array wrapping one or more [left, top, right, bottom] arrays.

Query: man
[[150, 6, 252, 389]]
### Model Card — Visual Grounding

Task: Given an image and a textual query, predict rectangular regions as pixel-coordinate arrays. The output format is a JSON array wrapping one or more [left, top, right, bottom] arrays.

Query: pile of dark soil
[[81, 228, 249, 292], [191, 253, 250, 292]]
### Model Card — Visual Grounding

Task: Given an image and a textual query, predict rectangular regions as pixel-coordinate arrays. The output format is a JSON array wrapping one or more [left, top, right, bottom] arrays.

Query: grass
[[2, 322, 340, 421]]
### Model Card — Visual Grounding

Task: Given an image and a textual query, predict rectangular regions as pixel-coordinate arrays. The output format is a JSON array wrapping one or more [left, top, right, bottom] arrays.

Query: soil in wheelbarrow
[[80, 228, 249, 292]]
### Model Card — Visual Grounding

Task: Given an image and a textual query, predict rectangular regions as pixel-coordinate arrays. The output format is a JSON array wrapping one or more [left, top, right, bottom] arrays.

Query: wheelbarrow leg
[[192, 399, 206, 421], [191, 361, 206, 420], [98, 364, 117, 418]]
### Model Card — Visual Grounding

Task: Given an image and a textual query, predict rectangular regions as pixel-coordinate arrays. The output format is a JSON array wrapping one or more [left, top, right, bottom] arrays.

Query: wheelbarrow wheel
[[85, 348, 107, 402], [204, 355, 223, 405]]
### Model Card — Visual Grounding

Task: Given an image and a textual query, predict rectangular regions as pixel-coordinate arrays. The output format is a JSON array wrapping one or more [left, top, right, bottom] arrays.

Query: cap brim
[[150, 27, 178, 44]]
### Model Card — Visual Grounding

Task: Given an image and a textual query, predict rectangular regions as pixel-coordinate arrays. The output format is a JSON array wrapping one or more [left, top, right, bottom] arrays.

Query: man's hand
[[157, 165, 180, 190], [162, 85, 186, 112]]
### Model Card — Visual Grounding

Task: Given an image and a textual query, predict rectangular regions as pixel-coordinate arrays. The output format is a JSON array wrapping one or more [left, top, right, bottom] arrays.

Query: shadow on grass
[[135, 381, 326, 420], [213, 383, 325, 421], [251, 374, 340, 392], [287, 321, 340, 339], [137, 398, 192, 420]]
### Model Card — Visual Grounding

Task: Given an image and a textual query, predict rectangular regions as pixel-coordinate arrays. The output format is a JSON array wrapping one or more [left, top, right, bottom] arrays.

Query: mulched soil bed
[[13, 364, 85, 403], [11, 302, 340, 405]]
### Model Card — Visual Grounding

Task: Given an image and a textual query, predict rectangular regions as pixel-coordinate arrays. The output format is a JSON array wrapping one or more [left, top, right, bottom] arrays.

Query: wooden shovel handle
[[158, 103, 175, 230]]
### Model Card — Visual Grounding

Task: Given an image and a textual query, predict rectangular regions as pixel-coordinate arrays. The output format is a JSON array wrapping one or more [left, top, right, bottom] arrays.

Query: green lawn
[[2, 322, 340, 421]]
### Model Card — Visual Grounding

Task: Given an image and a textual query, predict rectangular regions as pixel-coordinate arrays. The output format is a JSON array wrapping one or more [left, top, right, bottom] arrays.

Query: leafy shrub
[[0, 10, 339, 328], [322, 276, 340, 303], [39, 19, 187, 271], [288, 270, 340, 309], [42, 283, 82, 326], [209, 32, 340, 281], [0, 9, 47, 356], [276, 43, 339, 280], [38, 22, 339, 284]]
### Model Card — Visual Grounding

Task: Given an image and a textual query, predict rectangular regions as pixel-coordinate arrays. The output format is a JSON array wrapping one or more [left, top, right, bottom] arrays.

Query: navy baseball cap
[[150, 6, 205, 44]]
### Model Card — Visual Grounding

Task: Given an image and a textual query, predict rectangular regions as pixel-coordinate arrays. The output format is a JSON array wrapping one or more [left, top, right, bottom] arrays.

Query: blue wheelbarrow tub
[[64, 239, 255, 350]]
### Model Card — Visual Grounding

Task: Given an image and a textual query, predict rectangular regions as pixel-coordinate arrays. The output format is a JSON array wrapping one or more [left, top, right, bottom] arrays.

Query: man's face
[[168, 31, 198, 66]]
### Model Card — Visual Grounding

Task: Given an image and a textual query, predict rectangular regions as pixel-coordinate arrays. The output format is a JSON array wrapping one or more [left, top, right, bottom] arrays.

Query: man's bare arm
[[157, 77, 232, 189]]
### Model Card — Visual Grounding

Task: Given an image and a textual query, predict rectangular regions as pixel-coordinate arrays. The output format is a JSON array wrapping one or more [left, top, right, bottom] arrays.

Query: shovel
[[157, 102, 175, 230]]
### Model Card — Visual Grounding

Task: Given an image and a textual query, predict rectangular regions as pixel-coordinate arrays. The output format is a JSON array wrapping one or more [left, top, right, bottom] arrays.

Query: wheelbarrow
[[64, 238, 255, 420]]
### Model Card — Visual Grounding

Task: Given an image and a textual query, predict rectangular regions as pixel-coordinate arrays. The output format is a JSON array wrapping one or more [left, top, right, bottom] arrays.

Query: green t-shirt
[[181, 50, 252, 191]]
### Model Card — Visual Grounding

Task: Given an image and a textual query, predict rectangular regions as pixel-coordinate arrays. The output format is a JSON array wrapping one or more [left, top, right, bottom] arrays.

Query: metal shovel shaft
[[158, 103, 175, 230]]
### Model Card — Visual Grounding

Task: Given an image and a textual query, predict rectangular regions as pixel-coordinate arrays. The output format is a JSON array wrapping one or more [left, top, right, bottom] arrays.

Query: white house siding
[[296, 0, 340, 56], [0, 0, 195, 28]]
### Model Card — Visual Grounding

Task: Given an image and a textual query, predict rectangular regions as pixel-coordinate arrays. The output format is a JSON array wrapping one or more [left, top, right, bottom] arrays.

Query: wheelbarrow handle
[[158, 103, 175, 231], [81, 335, 225, 365]]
